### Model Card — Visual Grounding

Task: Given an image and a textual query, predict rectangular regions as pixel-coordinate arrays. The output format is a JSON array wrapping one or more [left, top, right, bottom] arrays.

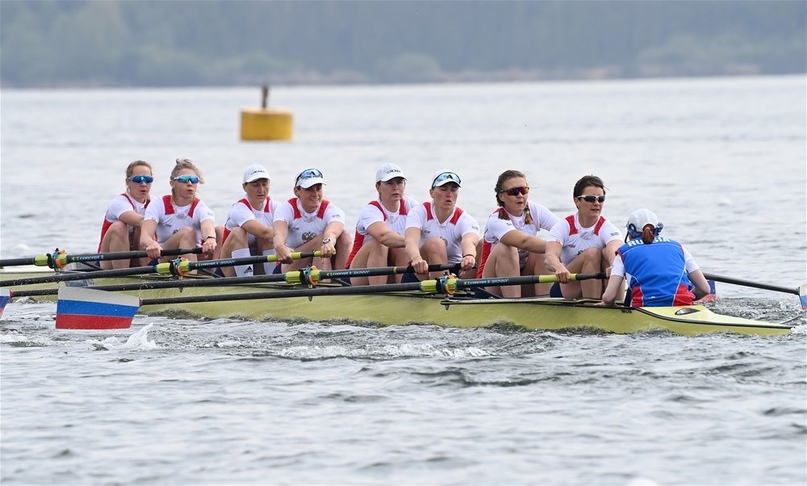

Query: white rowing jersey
[[223, 196, 278, 245], [479, 201, 559, 273], [274, 198, 346, 249], [144, 194, 215, 245], [547, 213, 622, 265], [97, 192, 150, 251], [405, 201, 479, 264], [345, 195, 419, 267]]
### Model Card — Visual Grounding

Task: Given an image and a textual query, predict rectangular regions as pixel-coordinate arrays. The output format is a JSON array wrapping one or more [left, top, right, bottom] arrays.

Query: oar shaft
[[141, 282, 426, 305], [180, 251, 318, 272], [0, 257, 40, 267], [1, 266, 158, 286], [7, 263, 461, 297], [0, 248, 202, 268], [63, 247, 202, 264], [703, 273, 799, 296], [137, 272, 606, 306], [1, 251, 322, 287]]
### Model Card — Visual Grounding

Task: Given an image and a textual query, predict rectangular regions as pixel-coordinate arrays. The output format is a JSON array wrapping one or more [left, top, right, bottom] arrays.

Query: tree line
[[1, 0, 804, 88]]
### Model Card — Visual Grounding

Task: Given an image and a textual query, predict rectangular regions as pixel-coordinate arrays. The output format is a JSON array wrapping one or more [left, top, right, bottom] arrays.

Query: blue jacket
[[616, 236, 696, 307]]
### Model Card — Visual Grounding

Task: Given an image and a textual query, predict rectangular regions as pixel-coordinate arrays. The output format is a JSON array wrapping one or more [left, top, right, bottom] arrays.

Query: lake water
[[1, 76, 806, 485]]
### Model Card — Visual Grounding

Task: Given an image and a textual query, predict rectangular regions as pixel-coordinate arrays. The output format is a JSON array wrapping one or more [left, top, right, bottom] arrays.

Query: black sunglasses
[[576, 195, 606, 203]]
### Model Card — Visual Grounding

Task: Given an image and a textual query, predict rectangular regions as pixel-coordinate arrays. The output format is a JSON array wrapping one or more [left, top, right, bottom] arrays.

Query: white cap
[[626, 208, 663, 238], [243, 164, 270, 183], [375, 163, 406, 182], [430, 170, 462, 188], [295, 168, 326, 189]]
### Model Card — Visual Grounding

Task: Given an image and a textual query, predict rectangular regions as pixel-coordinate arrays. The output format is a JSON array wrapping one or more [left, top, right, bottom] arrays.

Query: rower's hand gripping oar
[[51, 272, 605, 329], [703, 272, 807, 311], [0, 247, 203, 269]]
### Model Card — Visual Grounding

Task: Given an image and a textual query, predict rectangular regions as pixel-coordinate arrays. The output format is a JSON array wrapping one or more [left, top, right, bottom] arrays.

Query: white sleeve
[[406, 205, 427, 229], [323, 203, 346, 224], [611, 253, 626, 277], [226, 202, 255, 230], [356, 204, 385, 236], [484, 213, 516, 242], [274, 201, 294, 223], [682, 245, 700, 273], [193, 200, 215, 224], [105, 195, 134, 222], [457, 212, 480, 237]]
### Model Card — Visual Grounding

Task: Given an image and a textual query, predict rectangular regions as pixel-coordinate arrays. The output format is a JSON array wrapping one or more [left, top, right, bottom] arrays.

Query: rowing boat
[[0, 268, 795, 336]]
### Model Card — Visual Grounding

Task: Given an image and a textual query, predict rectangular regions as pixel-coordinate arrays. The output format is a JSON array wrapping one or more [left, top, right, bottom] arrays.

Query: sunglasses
[[500, 186, 529, 196], [576, 194, 606, 203], [432, 172, 461, 187], [128, 175, 154, 184], [295, 168, 323, 185], [173, 175, 200, 184]]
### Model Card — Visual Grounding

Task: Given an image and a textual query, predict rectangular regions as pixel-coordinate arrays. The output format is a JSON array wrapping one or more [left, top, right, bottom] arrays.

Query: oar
[[703, 272, 807, 310], [0, 251, 321, 287], [0, 248, 202, 269], [53, 273, 605, 329], [6, 263, 460, 297]]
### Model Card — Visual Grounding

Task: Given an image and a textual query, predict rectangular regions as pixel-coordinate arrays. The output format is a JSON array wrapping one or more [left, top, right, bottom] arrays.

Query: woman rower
[[545, 174, 622, 299], [601, 208, 711, 307], [97, 160, 154, 269], [272, 168, 352, 272], [477, 170, 560, 297], [140, 158, 218, 265], [404, 170, 480, 280], [219, 164, 278, 277], [346, 163, 419, 285]]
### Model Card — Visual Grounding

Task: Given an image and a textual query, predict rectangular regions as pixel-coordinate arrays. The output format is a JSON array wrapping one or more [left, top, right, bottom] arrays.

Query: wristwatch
[[322, 238, 332, 245]]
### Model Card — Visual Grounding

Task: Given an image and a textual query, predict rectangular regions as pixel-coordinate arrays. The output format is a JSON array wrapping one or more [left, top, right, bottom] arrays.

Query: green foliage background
[[1, 0, 804, 87]]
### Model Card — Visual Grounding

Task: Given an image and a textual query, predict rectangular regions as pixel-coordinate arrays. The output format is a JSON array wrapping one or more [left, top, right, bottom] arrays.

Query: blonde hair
[[125, 160, 153, 178], [171, 158, 204, 184]]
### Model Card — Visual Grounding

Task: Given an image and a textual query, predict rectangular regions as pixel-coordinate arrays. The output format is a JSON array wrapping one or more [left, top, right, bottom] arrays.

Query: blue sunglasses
[[295, 168, 324, 186], [432, 172, 461, 188], [128, 175, 154, 184], [173, 175, 200, 184]]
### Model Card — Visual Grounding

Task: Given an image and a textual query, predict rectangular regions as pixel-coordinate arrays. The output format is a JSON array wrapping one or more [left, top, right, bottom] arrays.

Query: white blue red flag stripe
[[56, 286, 139, 329], [0, 289, 10, 319]]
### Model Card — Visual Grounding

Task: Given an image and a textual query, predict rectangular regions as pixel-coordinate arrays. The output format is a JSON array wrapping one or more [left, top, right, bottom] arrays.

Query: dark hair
[[641, 226, 655, 244], [573, 175, 606, 198], [494, 169, 533, 225]]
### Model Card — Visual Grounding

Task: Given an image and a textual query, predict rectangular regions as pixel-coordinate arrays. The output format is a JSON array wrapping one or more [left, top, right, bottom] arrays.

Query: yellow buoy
[[240, 86, 293, 141]]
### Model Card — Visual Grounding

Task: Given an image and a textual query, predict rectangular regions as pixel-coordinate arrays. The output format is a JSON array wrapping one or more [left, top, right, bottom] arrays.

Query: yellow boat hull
[[0, 270, 793, 336]]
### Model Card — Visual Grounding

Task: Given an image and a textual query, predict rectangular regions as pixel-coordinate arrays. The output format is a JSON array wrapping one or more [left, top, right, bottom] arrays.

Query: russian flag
[[0, 289, 10, 319], [56, 286, 140, 330]]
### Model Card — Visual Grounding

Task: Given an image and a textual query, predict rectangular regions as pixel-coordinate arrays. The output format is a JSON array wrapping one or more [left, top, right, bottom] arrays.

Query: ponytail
[[641, 225, 655, 244]]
